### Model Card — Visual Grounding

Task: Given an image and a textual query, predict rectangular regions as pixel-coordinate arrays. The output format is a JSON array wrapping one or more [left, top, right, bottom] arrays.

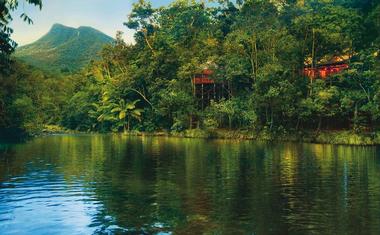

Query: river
[[0, 134, 380, 234]]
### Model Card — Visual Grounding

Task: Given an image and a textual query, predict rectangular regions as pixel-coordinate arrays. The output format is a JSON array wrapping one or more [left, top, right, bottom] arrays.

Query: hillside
[[14, 23, 114, 73]]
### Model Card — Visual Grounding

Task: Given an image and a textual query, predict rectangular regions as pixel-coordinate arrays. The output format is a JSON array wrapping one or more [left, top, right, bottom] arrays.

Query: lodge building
[[303, 62, 349, 79], [192, 62, 349, 109], [192, 69, 231, 110]]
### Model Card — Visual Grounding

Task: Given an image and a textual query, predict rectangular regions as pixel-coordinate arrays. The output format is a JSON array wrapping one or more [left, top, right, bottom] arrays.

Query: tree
[[111, 99, 143, 132], [156, 80, 195, 130], [124, 0, 156, 54], [17, 0, 379, 136], [0, 0, 42, 60], [292, 2, 362, 69], [300, 80, 340, 130]]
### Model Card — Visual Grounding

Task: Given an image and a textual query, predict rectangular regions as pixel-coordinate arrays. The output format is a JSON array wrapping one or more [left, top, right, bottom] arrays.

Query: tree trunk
[[127, 116, 130, 132], [270, 108, 274, 130], [143, 30, 156, 56], [310, 28, 316, 96], [250, 34, 257, 82], [250, 56, 255, 82], [311, 28, 316, 70], [127, 88, 153, 108], [353, 102, 358, 129], [296, 117, 301, 131], [318, 116, 322, 131], [254, 37, 258, 81]]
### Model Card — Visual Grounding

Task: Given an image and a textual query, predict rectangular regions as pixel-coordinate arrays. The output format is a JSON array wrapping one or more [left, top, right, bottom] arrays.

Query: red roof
[[193, 69, 215, 84], [304, 63, 349, 79], [193, 77, 215, 84]]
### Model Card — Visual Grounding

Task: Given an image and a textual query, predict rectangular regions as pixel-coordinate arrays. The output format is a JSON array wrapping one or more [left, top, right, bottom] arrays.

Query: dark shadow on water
[[1, 135, 380, 234], [0, 127, 29, 144]]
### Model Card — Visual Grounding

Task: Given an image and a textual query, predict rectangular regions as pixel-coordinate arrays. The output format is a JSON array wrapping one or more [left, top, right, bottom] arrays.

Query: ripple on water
[[0, 171, 103, 234], [1, 136, 380, 234]]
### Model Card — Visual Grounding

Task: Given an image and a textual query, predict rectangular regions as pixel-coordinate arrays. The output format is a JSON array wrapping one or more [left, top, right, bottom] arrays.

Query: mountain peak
[[15, 24, 114, 73], [50, 23, 75, 31], [51, 23, 66, 28], [78, 25, 95, 30]]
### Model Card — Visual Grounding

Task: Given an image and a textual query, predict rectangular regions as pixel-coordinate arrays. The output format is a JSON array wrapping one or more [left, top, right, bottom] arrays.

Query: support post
[[201, 83, 204, 111], [214, 83, 216, 100]]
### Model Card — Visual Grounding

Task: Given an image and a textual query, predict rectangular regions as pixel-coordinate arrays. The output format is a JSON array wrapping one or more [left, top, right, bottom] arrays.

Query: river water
[[0, 134, 380, 234]]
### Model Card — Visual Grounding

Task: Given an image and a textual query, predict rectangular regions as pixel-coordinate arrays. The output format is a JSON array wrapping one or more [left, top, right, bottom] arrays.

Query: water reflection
[[0, 135, 380, 234]]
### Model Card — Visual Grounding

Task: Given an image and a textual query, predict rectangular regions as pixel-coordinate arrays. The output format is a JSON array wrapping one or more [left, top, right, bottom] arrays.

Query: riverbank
[[127, 129, 380, 146], [20, 125, 380, 146], [0, 125, 79, 143]]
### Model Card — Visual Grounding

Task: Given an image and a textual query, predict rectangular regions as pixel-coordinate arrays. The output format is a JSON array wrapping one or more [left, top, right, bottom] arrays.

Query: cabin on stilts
[[303, 62, 349, 79], [192, 69, 230, 110], [303, 55, 349, 79]]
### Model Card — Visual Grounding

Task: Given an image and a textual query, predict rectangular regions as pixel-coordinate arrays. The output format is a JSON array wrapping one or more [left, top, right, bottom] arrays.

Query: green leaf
[[119, 111, 126, 120], [126, 103, 136, 110], [133, 109, 144, 116], [111, 107, 122, 113]]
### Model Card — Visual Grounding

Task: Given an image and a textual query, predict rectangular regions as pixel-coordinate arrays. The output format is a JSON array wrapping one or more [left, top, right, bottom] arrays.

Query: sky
[[10, 0, 173, 46]]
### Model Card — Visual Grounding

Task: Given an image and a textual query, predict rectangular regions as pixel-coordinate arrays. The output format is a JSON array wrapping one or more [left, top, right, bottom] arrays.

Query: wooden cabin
[[304, 62, 349, 79], [192, 69, 230, 110]]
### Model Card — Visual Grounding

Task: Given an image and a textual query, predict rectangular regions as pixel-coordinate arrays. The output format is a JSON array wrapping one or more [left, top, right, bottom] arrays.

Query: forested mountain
[[14, 23, 114, 73], [1, 0, 380, 142], [60, 0, 378, 135]]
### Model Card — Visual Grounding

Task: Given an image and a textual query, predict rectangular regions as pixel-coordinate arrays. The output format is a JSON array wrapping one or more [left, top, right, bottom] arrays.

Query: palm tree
[[111, 99, 143, 132], [90, 103, 117, 131]]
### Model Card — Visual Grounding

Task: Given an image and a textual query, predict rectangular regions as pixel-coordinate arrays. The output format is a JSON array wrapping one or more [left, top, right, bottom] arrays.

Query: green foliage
[[57, 0, 380, 134], [0, 62, 71, 138], [1, 0, 42, 70], [156, 80, 196, 130], [9, 95, 41, 133], [204, 97, 258, 130], [3, 0, 380, 138], [62, 91, 96, 131], [109, 99, 143, 132]]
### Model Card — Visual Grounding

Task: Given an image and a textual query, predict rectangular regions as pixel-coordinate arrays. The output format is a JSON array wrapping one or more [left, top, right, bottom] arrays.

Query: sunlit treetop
[[0, 0, 42, 56]]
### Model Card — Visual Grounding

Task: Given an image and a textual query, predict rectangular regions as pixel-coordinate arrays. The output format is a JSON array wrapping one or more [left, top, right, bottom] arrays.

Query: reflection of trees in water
[[1, 136, 380, 234], [0, 143, 13, 182], [296, 144, 380, 234]]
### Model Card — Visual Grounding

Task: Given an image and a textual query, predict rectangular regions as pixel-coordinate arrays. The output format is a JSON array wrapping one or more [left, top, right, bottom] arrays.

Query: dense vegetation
[[0, 62, 75, 138], [15, 24, 114, 73], [1, 0, 380, 141]]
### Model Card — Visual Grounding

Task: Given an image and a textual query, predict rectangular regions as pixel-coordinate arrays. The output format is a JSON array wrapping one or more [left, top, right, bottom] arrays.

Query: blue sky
[[10, 0, 173, 45]]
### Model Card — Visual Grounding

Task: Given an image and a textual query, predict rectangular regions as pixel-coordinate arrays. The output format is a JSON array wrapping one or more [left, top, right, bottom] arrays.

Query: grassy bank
[[127, 129, 380, 146]]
